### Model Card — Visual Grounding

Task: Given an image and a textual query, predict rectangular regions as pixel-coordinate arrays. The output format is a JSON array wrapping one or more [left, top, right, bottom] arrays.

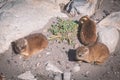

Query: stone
[[97, 11, 120, 53], [54, 73, 62, 80], [46, 52, 51, 55], [98, 11, 120, 30], [45, 62, 63, 73], [63, 72, 71, 80], [65, 0, 98, 16], [97, 26, 119, 53], [36, 62, 40, 67], [17, 71, 37, 80], [72, 64, 80, 73], [0, 0, 68, 54]]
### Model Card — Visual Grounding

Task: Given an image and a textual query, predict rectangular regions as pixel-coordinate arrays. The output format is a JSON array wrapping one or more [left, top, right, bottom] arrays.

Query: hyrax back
[[78, 16, 97, 46], [12, 33, 48, 58], [76, 42, 109, 65]]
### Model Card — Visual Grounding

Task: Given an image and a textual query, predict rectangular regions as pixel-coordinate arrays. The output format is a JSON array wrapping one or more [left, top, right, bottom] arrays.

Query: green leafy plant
[[49, 17, 78, 45]]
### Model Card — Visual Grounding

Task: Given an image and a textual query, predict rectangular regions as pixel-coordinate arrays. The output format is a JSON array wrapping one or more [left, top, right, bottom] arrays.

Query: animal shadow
[[67, 49, 77, 61]]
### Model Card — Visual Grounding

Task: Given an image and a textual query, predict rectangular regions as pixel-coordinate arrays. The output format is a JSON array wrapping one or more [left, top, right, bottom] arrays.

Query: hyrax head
[[12, 38, 28, 54], [79, 15, 89, 24], [76, 46, 89, 60]]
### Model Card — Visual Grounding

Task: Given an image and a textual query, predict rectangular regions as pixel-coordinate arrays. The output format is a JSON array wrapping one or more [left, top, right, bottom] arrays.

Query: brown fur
[[76, 42, 109, 65], [78, 16, 97, 46], [12, 33, 48, 58]]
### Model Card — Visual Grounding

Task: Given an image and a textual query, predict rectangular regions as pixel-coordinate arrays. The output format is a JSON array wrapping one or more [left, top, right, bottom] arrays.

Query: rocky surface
[[0, 0, 69, 54], [65, 0, 98, 17], [96, 11, 120, 53]]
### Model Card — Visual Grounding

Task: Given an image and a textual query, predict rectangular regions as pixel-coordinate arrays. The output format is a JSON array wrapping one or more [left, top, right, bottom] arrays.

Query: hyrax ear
[[84, 47, 89, 54], [24, 39, 28, 46]]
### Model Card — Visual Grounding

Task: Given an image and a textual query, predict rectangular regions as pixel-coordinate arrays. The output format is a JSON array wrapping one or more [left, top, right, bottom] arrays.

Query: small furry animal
[[78, 15, 97, 46], [12, 33, 48, 58], [76, 42, 109, 65]]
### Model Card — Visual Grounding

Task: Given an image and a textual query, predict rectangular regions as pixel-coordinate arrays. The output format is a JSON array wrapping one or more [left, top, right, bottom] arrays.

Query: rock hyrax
[[76, 42, 109, 65], [12, 33, 48, 58]]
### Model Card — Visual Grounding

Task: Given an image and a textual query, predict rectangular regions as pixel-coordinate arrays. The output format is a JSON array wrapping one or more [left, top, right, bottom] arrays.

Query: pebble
[[45, 62, 63, 73], [54, 73, 62, 80], [36, 62, 40, 67], [17, 71, 37, 80], [63, 72, 71, 80], [86, 71, 90, 75], [72, 64, 80, 73], [46, 52, 51, 55]]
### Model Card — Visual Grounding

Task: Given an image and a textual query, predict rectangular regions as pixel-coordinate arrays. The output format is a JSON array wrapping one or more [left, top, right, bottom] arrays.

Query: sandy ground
[[0, 0, 120, 80]]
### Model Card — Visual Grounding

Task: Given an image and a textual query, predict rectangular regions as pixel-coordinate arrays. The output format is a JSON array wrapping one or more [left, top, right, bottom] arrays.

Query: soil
[[0, 0, 120, 80]]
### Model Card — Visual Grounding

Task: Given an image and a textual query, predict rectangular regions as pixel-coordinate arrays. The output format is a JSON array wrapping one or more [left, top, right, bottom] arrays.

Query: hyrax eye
[[21, 46, 26, 49], [79, 54, 82, 57]]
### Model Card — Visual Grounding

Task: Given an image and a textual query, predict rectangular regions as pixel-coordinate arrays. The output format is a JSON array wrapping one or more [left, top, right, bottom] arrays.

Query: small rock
[[86, 71, 90, 75], [17, 71, 37, 80], [57, 61, 62, 65], [46, 52, 51, 55], [48, 74, 54, 78], [36, 62, 40, 67], [45, 62, 63, 73], [83, 71, 90, 78], [63, 72, 71, 80], [54, 73, 62, 80], [72, 64, 80, 73]]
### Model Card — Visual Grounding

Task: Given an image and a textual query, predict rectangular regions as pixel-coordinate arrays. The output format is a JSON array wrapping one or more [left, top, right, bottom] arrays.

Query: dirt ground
[[0, 0, 120, 80]]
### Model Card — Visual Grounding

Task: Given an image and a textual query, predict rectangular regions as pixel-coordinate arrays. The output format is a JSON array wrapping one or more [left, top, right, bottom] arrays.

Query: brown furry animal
[[76, 42, 109, 65], [12, 33, 48, 58], [78, 16, 97, 46]]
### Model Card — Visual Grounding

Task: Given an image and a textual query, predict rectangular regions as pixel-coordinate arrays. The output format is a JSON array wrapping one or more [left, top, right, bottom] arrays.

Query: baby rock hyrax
[[12, 33, 48, 58], [76, 42, 109, 65], [78, 16, 97, 46]]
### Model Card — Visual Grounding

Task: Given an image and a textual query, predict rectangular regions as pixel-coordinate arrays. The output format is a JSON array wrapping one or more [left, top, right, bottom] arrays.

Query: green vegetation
[[49, 17, 78, 45]]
